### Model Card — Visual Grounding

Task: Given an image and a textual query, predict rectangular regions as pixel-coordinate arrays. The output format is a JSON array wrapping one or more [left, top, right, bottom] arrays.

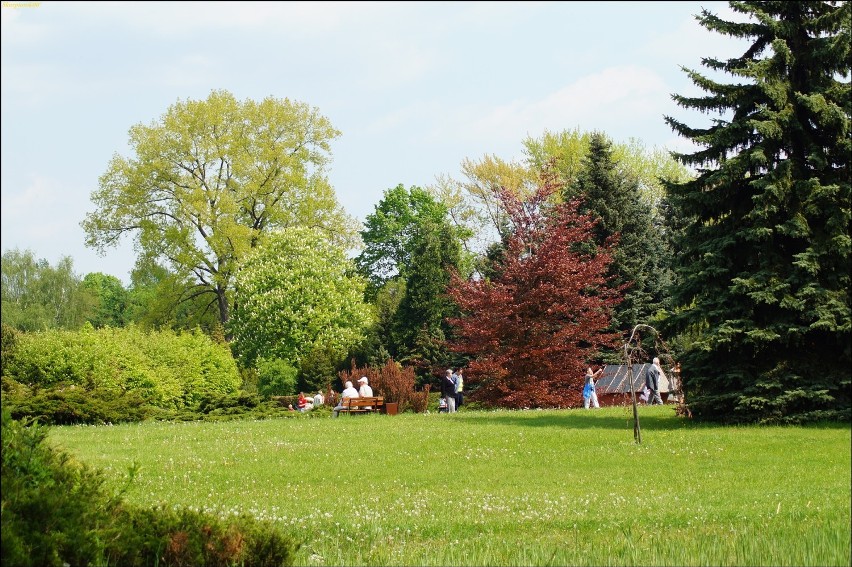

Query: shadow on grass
[[450, 408, 852, 431], [452, 406, 697, 432]]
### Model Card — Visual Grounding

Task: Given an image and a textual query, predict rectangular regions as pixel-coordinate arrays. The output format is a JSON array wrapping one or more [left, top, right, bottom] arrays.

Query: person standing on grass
[[454, 368, 464, 410], [645, 357, 664, 405], [583, 366, 603, 409], [332, 380, 359, 417], [441, 369, 457, 413]]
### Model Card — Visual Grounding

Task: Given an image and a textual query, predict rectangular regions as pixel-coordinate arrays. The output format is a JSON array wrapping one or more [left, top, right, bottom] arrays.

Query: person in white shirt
[[313, 390, 325, 407], [332, 381, 359, 417], [358, 376, 373, 397], [357, 376, 374, 409], [583, 366, 603, 409]]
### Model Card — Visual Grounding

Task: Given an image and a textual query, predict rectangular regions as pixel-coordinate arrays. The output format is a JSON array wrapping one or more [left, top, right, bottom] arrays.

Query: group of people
[[327, 369, 465, 416], [315, 357, 666, 416], [439, 368, 464, 413], [290, 390, 325, 412], [582, 357, 665, 409], [331, 376, 373, 417]]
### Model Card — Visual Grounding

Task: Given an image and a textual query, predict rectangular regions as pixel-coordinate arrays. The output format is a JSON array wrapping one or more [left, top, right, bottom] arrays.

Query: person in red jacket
[[297, 392, 313, 412]]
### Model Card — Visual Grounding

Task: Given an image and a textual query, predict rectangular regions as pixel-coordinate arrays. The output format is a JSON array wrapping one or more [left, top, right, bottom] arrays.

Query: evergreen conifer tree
[[572, 133, 671, 347], [663, 1, 851, 423], [391, 218, 462, 374]]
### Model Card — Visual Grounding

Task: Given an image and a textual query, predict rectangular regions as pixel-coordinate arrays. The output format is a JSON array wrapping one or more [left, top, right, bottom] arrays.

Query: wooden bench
[[339, 396, 384, 415]]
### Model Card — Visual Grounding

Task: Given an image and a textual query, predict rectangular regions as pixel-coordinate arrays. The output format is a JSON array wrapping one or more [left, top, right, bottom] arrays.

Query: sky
[[1, 1, 748, 285]]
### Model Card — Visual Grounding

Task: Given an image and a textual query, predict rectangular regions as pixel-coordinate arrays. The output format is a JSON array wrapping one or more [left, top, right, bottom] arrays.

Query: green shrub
[[3, 325, 241, 409], [102, 505, 299, 567], [0, 404, 298, 566], [1, 406, 119, 567], [1, 323, 20, 377], [256, 357, 298, 397], [197, 391, 261, 413], [1, 378, 302, 425], [4, 384, 154, 425]]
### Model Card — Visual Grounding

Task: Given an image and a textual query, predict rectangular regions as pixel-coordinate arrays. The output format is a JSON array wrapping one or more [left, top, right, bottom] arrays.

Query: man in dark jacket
[[441, 369, 457, 413], [645, 357, 664, 405]]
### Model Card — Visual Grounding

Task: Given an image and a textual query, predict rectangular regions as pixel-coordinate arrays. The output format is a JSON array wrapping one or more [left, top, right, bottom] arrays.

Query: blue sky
[[1, 1, 746, 284]]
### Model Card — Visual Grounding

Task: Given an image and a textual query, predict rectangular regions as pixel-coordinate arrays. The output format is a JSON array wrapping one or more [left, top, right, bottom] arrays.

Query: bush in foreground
[[0, 405, 298, 566]]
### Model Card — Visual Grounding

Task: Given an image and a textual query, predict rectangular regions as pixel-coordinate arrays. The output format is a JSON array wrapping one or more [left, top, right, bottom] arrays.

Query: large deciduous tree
[[81, 272, 128, 328], [355, 184, 451, 299], [1, 249, 93, 331], [446, 171, 623, 409], [663, 1, 851, 423], [82, 89, 357, 327], [391, 217, 463, 375], [354, 184, 465, 376], [229, 227, 373, 372]]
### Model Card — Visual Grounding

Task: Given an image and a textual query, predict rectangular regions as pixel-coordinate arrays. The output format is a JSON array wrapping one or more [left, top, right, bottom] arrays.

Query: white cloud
[[430, 65, 670, 147], [1, 175, 76, 242]]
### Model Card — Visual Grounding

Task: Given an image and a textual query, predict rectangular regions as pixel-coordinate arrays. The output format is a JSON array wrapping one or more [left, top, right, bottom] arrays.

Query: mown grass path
[[49, 405, 851, 566]]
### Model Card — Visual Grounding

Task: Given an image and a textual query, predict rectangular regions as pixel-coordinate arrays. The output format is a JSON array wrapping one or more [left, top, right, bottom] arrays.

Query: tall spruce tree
[[572, 133, 671, 346], [663, 1, 851, 423], [391, 218, 462, 376]]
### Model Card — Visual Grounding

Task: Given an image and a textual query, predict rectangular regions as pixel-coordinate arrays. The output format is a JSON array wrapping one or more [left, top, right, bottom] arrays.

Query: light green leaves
[[82, 90, 356, 325], [230, 227, 373, 370]]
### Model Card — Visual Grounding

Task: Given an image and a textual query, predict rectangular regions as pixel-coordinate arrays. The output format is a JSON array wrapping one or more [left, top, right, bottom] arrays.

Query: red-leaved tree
[[445, 171, 623, 408]]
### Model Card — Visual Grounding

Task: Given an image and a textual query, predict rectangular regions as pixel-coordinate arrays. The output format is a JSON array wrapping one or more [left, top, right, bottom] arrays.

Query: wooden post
[[625, 341, 641, 444]]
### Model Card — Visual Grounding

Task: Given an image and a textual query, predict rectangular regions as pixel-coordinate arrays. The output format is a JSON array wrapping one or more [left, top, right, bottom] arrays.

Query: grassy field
[[48, 405, 851, 566]]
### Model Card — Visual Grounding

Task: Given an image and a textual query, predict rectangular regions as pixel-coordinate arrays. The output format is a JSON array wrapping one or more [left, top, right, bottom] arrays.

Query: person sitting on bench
[[357, 377, 374, 409], [332, 381, 359, 418]]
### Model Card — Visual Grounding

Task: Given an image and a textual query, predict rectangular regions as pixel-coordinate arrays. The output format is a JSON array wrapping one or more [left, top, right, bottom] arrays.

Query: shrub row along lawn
[[48, 405, 851, 566]]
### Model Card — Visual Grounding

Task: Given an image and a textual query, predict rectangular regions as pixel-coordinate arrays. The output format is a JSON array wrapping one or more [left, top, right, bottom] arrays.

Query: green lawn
[[48, 405, 851, 566]]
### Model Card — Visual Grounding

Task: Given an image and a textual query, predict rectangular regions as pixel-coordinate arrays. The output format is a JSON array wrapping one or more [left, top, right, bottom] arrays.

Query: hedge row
[[2, 324, 241, 409]]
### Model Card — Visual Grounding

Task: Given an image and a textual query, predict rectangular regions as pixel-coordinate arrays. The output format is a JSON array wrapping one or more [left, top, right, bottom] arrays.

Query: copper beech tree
[[446, 172, 624, 408]]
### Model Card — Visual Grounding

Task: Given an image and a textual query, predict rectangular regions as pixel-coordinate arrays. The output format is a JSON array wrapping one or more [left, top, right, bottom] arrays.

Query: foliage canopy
[[446, 170, 622, 408], [229, 226, 373, 372], [82, 89, 357, 326], [663, 0, 851, 423]]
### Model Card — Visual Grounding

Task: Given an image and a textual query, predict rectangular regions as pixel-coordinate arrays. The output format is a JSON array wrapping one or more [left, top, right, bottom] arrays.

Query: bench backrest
[[343, 396, 384, 410]]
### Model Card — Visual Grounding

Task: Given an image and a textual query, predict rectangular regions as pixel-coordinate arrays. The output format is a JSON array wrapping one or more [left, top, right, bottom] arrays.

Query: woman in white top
[[583, 367, 603, 409]]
